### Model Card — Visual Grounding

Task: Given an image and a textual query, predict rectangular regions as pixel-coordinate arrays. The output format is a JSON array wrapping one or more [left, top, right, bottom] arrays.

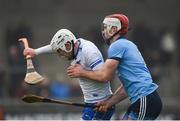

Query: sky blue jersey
[[108, 37, 158, 104]]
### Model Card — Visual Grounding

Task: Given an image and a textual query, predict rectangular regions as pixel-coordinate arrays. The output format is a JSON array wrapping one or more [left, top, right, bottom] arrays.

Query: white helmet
[[50, 29, 77, 53]]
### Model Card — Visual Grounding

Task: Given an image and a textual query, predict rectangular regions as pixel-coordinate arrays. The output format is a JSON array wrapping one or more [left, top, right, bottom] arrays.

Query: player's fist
[[95, 101, 111, 112], [23, 48, 36, 58], [67, 64, 84, 78]]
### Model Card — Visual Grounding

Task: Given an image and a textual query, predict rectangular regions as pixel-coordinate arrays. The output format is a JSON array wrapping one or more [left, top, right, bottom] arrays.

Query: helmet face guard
[[56, 40, 75, 60], [101, 17, 121, 40], [101, 23, 110, 45], [101, 14, 129, 45], [50, 29, 76, 53]]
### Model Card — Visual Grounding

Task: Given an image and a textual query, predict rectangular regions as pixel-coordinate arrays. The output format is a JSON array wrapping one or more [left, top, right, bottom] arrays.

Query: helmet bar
[[102, 14, 129, 43], [50, 29, 76, 53]]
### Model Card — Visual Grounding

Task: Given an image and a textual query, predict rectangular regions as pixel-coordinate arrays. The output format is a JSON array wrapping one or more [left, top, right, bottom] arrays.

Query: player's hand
[[23, 48, 36, 58], [95, 100, 112, 112], [67, 64, 84, 78]]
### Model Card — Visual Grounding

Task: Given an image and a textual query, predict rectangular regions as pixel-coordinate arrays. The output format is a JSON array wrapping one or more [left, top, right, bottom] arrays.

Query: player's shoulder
[[110, 37, 136, 49], [115, 37, 135, 45], [78, 38, 95, 45], [78, 38, 98, 51], [78, 38, 102, 59]]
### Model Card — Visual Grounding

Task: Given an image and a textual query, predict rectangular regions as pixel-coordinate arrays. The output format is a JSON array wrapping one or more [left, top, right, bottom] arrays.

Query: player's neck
[[110, 35, 121, 43]]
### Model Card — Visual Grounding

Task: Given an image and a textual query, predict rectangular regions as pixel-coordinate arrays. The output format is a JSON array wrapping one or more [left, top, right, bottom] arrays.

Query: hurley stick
[[19, 38, 44, 84]]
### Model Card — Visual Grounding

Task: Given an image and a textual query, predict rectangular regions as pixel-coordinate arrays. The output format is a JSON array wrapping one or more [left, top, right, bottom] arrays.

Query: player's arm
[[67, 58, 119, 82], [96, 84, 128, 112], [24, 44, 53, 57], [68, 41, 124, 82], [105, 84, 128, 106]]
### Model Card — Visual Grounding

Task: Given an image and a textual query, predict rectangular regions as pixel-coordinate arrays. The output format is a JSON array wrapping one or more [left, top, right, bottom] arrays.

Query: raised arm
[[35, 44, 53, 55], [24, 44, 53, 57], [67, 59, 119, 82]]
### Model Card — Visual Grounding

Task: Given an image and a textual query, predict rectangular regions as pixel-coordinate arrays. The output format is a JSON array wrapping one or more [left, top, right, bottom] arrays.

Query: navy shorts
[[81, 103, 115, 120], [123, 91, 162, 120]]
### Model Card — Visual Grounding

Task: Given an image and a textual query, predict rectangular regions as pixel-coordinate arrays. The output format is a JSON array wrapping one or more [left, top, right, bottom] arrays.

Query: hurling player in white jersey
[[23, 29, 115, 120]]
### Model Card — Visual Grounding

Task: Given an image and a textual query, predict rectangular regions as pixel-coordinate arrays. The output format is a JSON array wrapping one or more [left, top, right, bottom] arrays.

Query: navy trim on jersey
[[117, 36, 125, 40], [90, 59, 102, 69], [74, 39, 81, 59], [109, 57, 121, 62], [89, 59, 101, 67]]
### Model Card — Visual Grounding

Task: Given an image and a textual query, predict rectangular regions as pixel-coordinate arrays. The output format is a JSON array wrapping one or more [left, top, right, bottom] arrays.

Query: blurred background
[[0, 0, 180, 120]]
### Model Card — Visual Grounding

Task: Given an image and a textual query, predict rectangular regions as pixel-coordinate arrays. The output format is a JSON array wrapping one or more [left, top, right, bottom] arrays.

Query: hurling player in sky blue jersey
[[67, 14, 162, 120]]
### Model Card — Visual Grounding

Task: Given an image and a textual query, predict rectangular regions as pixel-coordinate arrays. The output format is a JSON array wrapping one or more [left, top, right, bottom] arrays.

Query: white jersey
[[71, 38, 112, 103], [34, 38, 112, 103]]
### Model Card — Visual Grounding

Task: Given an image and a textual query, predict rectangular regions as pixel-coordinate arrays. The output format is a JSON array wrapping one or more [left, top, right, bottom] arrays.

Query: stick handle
[[19, 38, 31, 59], [43, 97, 95, 108], [22, 95, 96, 108]]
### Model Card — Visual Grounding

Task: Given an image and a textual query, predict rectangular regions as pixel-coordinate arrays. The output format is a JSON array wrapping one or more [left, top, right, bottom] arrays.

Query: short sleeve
[[82, 43, 104, 70], [108, 41, 126, 61]]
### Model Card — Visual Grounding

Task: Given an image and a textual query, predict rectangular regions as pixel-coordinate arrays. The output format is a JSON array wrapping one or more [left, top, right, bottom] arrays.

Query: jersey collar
[[74, 39, 81, 59]]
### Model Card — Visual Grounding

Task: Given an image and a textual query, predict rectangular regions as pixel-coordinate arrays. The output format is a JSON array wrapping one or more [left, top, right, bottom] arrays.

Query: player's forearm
[[81, 69, 112, 82], [107, 85, 128, 106], [35, 44, 53, 55]]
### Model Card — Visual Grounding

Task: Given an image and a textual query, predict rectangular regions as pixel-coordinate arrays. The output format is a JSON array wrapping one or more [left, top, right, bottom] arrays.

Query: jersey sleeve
[[82, 44, 104, 70], [35, 44, 53, 55], [108, 41, 126, 61]]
